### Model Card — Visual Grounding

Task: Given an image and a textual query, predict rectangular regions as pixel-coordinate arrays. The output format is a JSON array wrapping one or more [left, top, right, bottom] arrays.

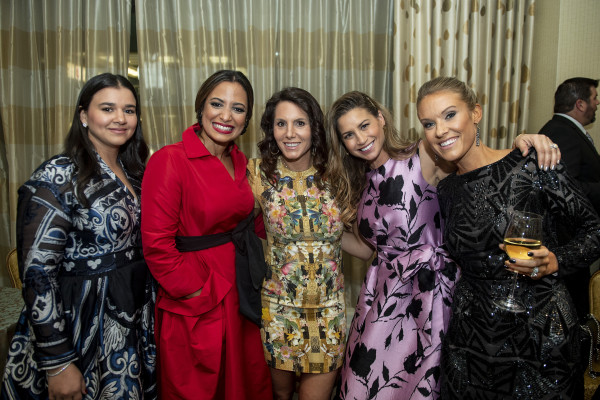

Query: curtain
[[135, 0, 395, 312], [393, 0, 536, 148], [134, 0, 394, 155], [0, 0, 132, 287]]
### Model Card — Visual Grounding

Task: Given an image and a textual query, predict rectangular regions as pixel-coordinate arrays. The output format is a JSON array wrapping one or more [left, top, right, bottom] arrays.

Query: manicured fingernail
[[545, 165, 549, 171], [509, 259, 516, 263], [527, 252, 533, 257]]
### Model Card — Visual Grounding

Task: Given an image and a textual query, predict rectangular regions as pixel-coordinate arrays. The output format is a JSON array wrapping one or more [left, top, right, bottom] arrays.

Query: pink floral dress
[[248, 158, 346, 373], [339, 151, 459, 399]]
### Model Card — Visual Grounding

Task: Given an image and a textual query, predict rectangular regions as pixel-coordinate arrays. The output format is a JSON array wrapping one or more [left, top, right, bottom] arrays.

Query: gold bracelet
[[46, 362, 71, 377]]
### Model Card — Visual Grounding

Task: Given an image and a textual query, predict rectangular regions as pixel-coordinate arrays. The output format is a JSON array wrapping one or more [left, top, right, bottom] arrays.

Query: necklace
[[281, 157, 312, 172]]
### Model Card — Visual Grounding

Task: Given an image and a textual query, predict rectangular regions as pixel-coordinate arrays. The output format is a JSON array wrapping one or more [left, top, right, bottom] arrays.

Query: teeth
[[285, 143, 300, 148], [360, 142, 374, 152], [440, 138, 456, 147], [214, 123, 232, 131]]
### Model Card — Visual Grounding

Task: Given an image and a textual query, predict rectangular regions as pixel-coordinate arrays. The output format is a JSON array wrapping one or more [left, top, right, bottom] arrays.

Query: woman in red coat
[[141, 70, 272, 399]]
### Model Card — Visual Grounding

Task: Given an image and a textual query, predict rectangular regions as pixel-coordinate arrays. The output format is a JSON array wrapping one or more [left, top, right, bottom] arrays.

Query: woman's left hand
[[499, 244, 558, 279], [513, 133, 561, 171]]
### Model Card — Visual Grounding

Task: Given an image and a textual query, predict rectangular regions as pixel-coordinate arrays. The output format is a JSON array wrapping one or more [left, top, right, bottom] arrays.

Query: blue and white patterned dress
[[1, 154, 157, 399]]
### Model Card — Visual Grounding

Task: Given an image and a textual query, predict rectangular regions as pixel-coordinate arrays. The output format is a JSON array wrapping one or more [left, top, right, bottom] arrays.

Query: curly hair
[[325, 91, 416, 228], [257, 87, 328, 189], [64, 73, 148, 207]]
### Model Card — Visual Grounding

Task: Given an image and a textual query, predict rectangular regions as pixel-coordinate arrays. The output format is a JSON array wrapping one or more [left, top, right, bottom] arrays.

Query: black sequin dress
[[437, 149, 600, 399]]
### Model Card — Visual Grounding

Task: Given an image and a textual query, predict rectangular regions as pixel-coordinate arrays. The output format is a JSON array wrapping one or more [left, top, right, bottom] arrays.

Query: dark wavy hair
[[64, 73, 148, 206], [554, 77, 599, 113], [194, 70, 254, 144], [257, 87, 328, 189]]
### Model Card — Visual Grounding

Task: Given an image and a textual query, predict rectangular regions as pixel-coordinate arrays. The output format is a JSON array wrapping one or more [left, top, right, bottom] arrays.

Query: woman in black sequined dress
[[417, 76, 600, 399]]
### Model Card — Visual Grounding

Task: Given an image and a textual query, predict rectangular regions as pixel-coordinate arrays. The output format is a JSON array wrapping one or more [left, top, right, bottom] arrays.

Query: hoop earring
[[269, 142, 280, 156], [476, 124, 481, 146]]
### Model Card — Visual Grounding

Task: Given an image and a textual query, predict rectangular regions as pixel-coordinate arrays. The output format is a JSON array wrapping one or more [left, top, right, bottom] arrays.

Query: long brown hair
[[65, 73, 148, 207], [257, 87, 328, 189], [325, 91, 416, 228]]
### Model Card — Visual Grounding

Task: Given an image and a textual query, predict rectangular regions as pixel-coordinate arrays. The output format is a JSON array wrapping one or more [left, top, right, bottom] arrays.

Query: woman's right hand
[[47, 363, 86, 400], [341, 222, 375, 261], [500, 244, 559, 279], [184, 288, 203, 299]]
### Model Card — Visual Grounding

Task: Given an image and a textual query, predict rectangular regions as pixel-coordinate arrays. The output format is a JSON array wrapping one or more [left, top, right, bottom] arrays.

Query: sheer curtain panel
[[0, 0, 132, 286], [393, 0, 536, 147]]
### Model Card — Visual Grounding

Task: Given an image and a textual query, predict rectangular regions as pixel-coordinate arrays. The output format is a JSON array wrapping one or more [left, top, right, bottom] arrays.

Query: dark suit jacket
[[540, 114, 600, 320], [540, 114, 600, 215]]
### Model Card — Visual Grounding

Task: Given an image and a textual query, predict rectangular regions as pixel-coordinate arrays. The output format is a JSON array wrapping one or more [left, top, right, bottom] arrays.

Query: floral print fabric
[[248, 159, 346, 373], [339, 151, 458, 399]]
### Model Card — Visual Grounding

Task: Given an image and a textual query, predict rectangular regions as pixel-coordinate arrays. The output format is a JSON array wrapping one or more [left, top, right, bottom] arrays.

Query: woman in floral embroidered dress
[[247, 87, 345, 400]]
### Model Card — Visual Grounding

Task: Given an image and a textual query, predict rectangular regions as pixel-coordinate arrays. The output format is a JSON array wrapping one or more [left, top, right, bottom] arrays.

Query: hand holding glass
[[494, 211, 542, 312]]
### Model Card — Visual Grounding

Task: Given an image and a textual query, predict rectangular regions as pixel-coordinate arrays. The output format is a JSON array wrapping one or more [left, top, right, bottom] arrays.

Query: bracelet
[[46, 362, 71, 377]]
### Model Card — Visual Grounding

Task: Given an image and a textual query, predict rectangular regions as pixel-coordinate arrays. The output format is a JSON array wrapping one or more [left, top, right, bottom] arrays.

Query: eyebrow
[[98, 102, 136, 108], [441, 105, 457, 113], [209, 97, 246, 108]]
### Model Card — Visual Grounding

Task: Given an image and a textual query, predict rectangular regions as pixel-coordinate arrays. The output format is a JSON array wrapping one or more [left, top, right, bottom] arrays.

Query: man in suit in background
[[539, 77, 599, 321]]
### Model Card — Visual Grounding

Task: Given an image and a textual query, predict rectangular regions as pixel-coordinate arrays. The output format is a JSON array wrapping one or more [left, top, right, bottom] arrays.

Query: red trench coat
[[141, 125, 272, 399]]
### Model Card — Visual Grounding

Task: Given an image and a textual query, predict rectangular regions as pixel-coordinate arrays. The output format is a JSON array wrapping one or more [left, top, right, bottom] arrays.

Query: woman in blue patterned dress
[[2, 73, 157, 400]]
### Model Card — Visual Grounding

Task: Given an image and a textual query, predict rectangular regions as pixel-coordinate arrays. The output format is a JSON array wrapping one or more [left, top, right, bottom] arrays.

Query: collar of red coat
[[182, 123, 240, 159]]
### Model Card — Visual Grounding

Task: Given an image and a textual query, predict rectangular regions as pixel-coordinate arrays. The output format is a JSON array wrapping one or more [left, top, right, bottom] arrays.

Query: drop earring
[[82, 122, 87, 128], [476, 124, 480, 146]]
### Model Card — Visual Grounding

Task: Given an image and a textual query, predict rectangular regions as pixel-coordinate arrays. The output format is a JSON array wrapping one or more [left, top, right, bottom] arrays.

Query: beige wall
[[528, 0, 600, 142]]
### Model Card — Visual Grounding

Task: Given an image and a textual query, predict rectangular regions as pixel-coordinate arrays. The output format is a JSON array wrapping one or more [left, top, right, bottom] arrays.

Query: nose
[[354, 131, 367, 144], [284, 123, 296, 138], [115, 109, 126, 124], [434, 121, 447, 138], [220, 108, 232, 122]]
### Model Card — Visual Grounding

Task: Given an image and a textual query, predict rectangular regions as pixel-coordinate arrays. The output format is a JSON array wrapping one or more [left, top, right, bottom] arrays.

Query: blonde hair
[[417, 76, 478, 111], [325, 91, 416, 228]]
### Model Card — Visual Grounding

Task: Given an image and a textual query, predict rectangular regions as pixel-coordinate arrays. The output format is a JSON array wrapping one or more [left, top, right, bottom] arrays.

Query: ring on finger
[[550, 143, 558, 149], [531, 266, 539, 278]]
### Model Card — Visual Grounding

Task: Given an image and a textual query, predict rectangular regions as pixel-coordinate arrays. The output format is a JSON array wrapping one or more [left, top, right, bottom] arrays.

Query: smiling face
[[273, 101, 313, 171], [80, 86, 137, 156], [337, 107, 389, 169], [200, 81, 248, 149], [418, 90, 482, 168]]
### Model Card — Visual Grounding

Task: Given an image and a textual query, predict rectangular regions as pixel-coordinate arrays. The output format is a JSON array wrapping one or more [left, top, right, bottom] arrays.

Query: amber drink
[[503, 238, 542, 259]]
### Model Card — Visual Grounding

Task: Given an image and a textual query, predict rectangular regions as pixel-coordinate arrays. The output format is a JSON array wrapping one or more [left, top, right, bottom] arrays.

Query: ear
[[377, 110, 386, 127], [575, 98, 587, 112], [80, 109, 88, 126], [472, 104, 483, 124]]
